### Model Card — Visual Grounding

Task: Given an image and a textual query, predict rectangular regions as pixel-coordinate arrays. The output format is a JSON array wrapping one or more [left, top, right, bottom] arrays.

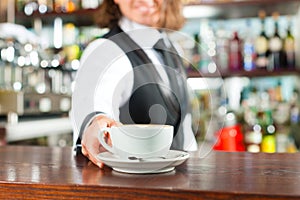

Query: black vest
[[102, 26, 189, 150]]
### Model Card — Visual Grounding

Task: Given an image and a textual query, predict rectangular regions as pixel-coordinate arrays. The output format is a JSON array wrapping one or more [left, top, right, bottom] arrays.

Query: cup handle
[[98, 127, 115, 154]]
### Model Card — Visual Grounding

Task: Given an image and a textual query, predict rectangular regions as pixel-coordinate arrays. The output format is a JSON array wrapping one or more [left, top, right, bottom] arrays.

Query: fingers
[[81, 115, 121, 169], [104, 131, 112, 146], [82, 144, 104, 169], [94, 115, 121, 128], [94, 115, 113, 127]]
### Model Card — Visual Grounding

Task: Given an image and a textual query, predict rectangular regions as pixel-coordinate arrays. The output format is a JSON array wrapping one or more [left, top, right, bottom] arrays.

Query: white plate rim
[[97, 150, 189, 174], [98, 150, 189, 164]]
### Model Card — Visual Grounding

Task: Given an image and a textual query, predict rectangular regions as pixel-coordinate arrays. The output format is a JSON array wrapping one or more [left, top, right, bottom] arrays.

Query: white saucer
[[97, 150, 189, 174]]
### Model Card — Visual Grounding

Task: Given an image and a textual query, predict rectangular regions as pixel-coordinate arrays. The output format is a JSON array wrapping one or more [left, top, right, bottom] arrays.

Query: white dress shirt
[[76, 17, 198, 151]]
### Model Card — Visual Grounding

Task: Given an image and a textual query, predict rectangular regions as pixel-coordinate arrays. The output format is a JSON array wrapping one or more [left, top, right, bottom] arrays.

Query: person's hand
[[81, 115, 119, 168]]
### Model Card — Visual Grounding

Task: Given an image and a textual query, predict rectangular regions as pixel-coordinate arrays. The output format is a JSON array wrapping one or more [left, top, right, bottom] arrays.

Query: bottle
[[243, 20, 256, 71], [261, 123, 276, 153], [242, 87, 262, 152], [191, 33, 201, 70], [228, 31, 243, 71], [23, 0, 39, 15], [37, 0, 54, 14], [66, 0, 80, 13], [46, 0, 54, 12], [284, 17, 295, 69], [275, 80, 283, 102], [16, 0, 26, 12], [199, 21, 216, 74], [268, 12, 284, 71], [54, 0, 65, 12], [216, 22, 229, 72], [289, 89, 300, 150], [260, 110, 276, 153], [255, 10, 269, 70], [55, 0, 79, 12], [81, 0, 101, 9], [244, 123, 263, 153]]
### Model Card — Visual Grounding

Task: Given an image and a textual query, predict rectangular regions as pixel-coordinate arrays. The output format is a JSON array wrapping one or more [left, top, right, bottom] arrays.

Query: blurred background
[[0, 0, 299, 153]]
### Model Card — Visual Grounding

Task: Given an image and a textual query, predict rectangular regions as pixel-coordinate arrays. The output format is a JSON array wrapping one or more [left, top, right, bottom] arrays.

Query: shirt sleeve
[[93, 53, 134, 120], [182, 113, 198, 151], [78, 38, 134, 121], [72, 38, 134, 153]]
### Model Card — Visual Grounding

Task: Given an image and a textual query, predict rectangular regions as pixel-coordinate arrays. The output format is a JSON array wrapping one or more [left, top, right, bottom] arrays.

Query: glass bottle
[[24, 0, 39, 15], [242, 86, 262, 152], [275, 80, 283, 102], [191, 33, 201, 70], [268, 11, 284, 71], [255, 10, 269, 70], [244, 123, 262, 153], [284, 17, 295, 69], [16, 0, 27, 12], [216, 21, 229, 72], [289, 89, 300, 150], [199, 21, 216, 74], [243, 20, 256, 71], [228, 31, 243, 71], [81, 0, 102, 9], [37, 0, 54, 14], [54, 0, 65, 12], [260, 110, 276, 153], [66, 0, 80, 12]]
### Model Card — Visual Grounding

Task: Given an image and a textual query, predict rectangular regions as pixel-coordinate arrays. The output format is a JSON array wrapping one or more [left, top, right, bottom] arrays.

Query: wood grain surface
[[0, 145, 299, 199]]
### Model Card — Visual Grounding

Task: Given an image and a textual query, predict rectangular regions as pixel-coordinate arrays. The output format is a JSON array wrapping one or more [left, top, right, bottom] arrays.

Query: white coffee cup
[[98, 124, 173, 159]]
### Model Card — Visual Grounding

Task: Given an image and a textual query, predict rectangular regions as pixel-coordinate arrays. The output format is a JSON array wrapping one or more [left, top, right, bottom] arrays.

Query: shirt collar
[[118, 17, 162, 48]]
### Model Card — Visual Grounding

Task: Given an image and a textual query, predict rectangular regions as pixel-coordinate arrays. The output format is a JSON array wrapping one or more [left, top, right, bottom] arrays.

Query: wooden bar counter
[[0, 145, 300, 199]]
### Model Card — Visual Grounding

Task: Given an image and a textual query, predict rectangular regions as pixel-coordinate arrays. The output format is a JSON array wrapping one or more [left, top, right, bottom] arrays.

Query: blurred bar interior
[[0, 0, 300, 153]]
